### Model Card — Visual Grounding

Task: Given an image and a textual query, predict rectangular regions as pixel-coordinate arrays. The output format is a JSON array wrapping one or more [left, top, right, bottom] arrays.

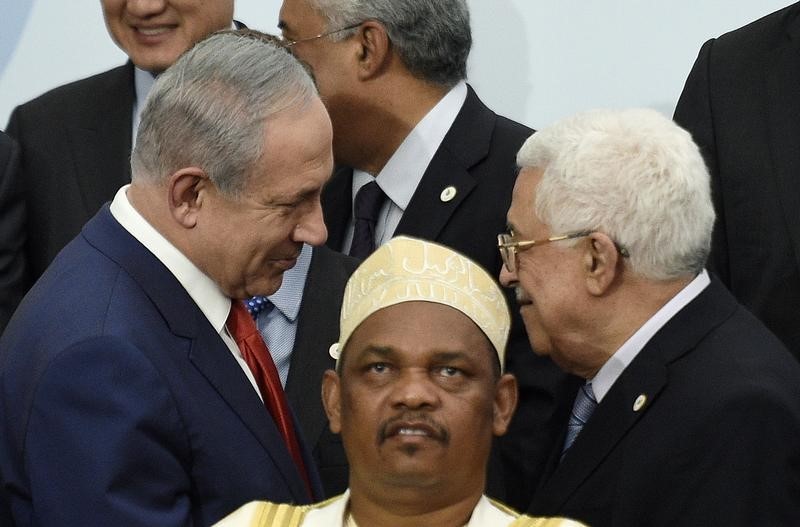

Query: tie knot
[[245, 296, 273, 319], [354, 181, 386, 221]]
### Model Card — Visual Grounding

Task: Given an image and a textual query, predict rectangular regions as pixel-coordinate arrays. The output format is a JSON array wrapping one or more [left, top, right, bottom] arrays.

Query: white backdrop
[[0, 1, 793, 130]]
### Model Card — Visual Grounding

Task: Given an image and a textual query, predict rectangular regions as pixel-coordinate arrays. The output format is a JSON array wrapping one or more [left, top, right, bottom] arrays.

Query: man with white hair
[[215, 236, 586, 527], [499, 108, 800, 526]]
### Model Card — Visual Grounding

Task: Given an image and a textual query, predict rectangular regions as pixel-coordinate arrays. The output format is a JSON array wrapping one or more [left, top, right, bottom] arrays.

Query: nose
[[499, 261, 517, 288], [125, 0, 167, 17], [390, 369, 441, 410], [294, 199, 328, 247]]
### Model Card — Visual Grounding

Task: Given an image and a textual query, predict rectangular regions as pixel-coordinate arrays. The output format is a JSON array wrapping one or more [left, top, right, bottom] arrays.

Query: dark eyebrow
[[358, 346, 394, 360], [431, 351, 471, 363]]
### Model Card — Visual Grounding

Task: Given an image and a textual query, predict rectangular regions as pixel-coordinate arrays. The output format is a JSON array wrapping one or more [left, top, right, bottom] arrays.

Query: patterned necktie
[[245, 296, 272, 319], [227, 301, 313, 499], [561, 382, 597, 459], [349, 180, 387, 259]]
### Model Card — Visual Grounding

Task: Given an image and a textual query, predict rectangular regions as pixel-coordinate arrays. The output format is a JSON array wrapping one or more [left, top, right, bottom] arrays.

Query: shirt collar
[[109, 184, 232, 333], [591, 269, 711, 402], [352, 81, 468, 209], [266, 243, 312, 322]]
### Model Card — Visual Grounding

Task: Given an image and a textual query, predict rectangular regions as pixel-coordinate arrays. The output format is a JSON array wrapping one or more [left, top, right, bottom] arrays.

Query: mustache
[[377, 412, 450, 445], [514, 286, 530, 304]]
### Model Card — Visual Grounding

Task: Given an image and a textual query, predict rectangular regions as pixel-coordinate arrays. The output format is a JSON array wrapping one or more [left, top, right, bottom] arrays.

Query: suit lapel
[[321, 167, 354, 252], [535, 279, 737, 512], [765, 20, 800, 273], [69, 63, 134, 217], [187, 324, 311, 501], [82, 207, 310, 502], [536, 359, 668, 511], [395, 86, 494, 240]]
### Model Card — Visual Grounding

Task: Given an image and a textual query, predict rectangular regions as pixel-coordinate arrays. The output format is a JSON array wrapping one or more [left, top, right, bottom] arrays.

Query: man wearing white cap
[[215, 236, 584, 526]]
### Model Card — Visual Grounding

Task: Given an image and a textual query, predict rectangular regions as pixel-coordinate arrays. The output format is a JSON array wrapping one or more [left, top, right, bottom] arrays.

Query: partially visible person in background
[[278, 0, 573, 507], [1, 0, 236, 331], [674, 2, 800, 360], [0, 130, 23, 331]]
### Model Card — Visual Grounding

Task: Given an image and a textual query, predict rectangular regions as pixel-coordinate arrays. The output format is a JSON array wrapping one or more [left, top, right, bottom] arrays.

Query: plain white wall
[[0, 1, 794, 130]]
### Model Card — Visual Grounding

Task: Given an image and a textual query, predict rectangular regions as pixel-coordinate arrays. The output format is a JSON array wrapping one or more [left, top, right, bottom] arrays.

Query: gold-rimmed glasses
[[497, 230, 630, 273]]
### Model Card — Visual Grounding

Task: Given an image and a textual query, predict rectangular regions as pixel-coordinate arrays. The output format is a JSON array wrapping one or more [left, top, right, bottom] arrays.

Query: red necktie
[[227, 301, 313, 499]]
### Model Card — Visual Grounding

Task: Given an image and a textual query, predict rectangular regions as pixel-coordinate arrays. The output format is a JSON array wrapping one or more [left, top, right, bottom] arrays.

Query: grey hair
[[307, 0, 471, 87], [131, 30, 318, 198], [516, 108, 715, 281]]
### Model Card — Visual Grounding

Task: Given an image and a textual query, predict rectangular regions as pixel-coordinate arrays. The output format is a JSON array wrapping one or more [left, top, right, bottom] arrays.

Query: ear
[[321, 370, 343, 434], [167, 167, 209, 229], [355, 20, 391, 80], [583, 232, 621, 296], [492, 373, 518, 436]]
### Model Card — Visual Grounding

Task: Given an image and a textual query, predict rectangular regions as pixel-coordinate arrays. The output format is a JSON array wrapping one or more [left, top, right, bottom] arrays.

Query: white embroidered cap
[[329, 236, 511, 370]]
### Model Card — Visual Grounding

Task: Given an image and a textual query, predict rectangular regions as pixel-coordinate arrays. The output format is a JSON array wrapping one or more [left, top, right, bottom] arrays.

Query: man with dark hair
[[278, 0, 572, 507], [1, 31, 332, 526]]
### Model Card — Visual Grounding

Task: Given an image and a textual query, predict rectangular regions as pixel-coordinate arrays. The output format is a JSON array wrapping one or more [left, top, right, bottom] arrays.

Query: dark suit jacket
[[530, 278, 800, 526], [321, 85, 576, 509], [674, 3, 800, 359], [285, 245, 359, 497], [2, 63, 134, 332], [0, 132, 24, 332], [0, 206, 322, 526]]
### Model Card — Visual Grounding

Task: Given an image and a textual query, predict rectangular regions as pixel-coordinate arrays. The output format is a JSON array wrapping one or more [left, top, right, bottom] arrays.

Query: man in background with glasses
[[501, 108, 800, 526], [277, 0, 572, 510]]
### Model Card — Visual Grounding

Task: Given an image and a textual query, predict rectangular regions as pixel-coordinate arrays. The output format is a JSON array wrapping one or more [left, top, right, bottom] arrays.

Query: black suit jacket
[[285, 245, 359, 497], [674, 3, 800, 359], [0, 131, 24, 332], [530, 279, 800, 526], [322, 85, 576, 509], [2, 63, 134, 331]]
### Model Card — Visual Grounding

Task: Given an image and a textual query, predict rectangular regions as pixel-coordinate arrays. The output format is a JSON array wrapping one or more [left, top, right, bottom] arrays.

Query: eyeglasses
[[497, 230, 630, 273], [280, 23, 363, 47]]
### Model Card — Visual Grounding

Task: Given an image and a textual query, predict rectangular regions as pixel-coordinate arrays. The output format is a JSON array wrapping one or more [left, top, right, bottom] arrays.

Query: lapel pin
[[633, 394, 647, 412], [440, 186, 457, 202]]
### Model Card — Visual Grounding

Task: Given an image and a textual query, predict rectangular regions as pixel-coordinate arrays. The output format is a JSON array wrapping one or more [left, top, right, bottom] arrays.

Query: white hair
[[516, 108, 715, 281]]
